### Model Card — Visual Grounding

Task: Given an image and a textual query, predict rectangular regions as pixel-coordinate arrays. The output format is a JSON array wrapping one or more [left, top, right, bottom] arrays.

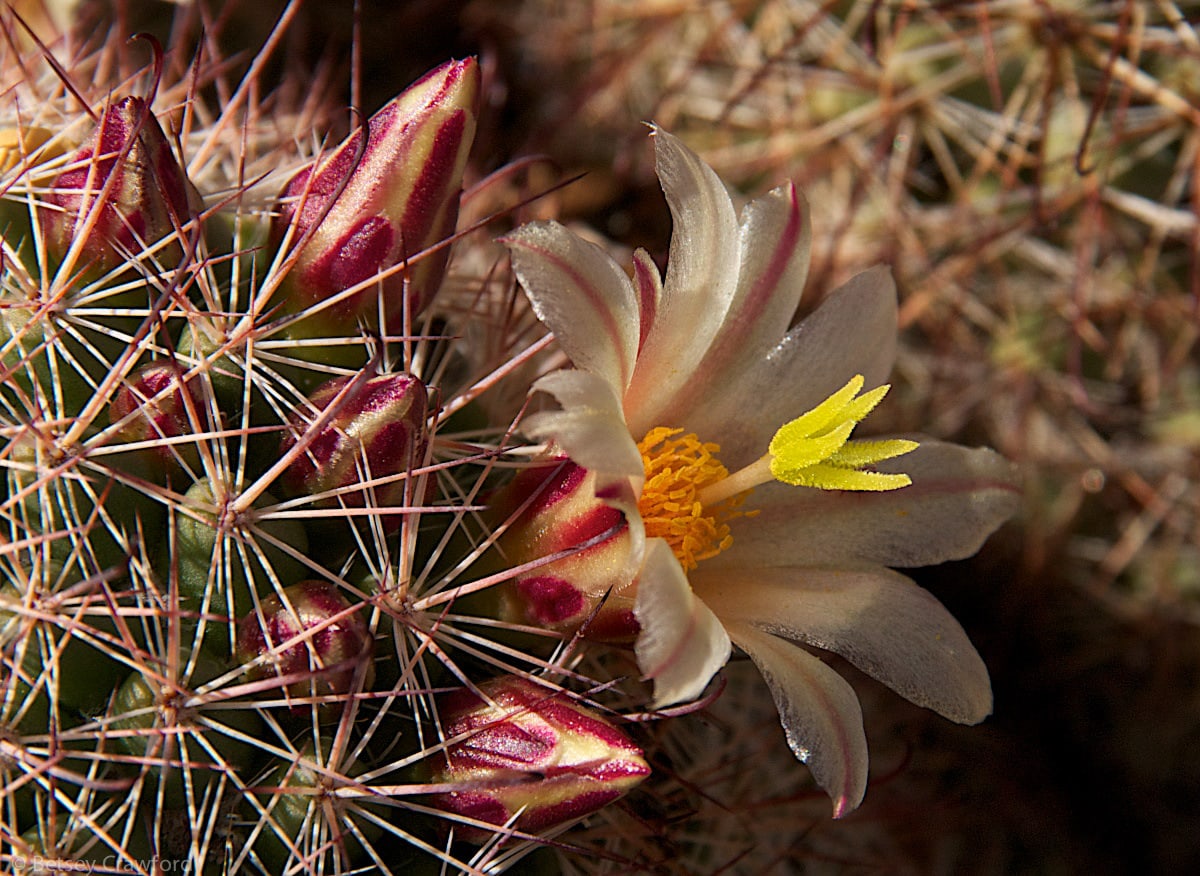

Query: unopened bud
[[235, 580, 373, 713], [40, 96, 196, 270], [428, 676, 649, 841], [279, 372, 428, 514], [107, 360, 200, 475], [492, 461, 639, 642], [273, 58, 479, 329]]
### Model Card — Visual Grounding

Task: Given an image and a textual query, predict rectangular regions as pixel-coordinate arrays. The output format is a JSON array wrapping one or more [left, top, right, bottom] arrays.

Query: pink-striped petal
[[631, 248, 662, 354], [710, 441, 1020, 569], [648, 180, 812, 429], [505, 221, 640, 393], [625, 129, 741, 435], [522, 370, 644, 482], [696, 565, 992, 724], [634, 539, 731, 707], [683, 266, 899, 470], [724, 621, 868, 817]]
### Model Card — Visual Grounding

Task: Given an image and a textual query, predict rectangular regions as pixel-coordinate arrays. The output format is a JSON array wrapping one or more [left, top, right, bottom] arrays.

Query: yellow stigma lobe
[[767, 375, 917, 491], [699, 375, 919, 507], [637, 428, 749, 571]]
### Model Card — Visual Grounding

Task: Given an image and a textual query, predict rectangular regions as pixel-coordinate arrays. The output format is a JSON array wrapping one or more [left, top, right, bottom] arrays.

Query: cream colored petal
[[631, 247, 663, 354], [696, 565, 992, 724], [649, 180, 813, 429], [685, 266, 899, 470], [625, 129, 741, 435], [711, 440, 1020, 568], [522, 370, 644, 482], [504, 221, 640, 392], [724, 620, 868, 817], [634, 539, 732, 707]]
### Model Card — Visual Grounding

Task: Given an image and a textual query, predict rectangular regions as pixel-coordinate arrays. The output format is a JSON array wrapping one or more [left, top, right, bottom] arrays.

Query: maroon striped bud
[[107, 360, 199, 471], [235, 580, 373, 712], [273, 58, 479, 328], [40, 96, 195, 270], [492, 461, 639, 642], [428, 677, 649, 841], [280, 371, 428, 514]]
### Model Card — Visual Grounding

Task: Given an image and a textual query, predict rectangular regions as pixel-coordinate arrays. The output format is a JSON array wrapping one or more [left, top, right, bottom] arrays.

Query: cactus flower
[[279, 371, 428, 515], [39, 96, 195, 270], [272, 58, 479, 331], [235, 580, 373, 712], [428, 677, 649, 841], [500, 128, 1021, 816], [0, 125, 57, 174]]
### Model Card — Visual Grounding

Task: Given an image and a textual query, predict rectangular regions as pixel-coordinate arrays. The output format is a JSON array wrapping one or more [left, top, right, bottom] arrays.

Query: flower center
[[636, 428, 750, 572], [636, 375, 921, 573]]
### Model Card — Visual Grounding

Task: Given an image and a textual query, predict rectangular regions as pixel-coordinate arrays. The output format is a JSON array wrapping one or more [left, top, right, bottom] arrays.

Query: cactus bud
[[39, 96, 196, 270], [235, 580, 373, 714], [491, 462, 639, 642], [272, 58, 479, 330], [107, 360, 201, 476], [279, 371, 428, 516], [428, 677, 649, 841]]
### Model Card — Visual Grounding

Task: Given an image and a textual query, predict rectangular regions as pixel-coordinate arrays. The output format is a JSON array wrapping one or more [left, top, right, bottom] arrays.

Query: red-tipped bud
[[274, 58, 479, 327], [107, 360, 199, 469], [235, 580, 373, 711], [428, 677, 649, 841], [40, 96, 195, 269], [280, 371, 428, 512], [492, 461, 639, 642]]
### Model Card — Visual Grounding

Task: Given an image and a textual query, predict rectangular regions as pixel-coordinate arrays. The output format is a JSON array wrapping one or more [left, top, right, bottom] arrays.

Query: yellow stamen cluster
[[637, 428, 750, 571]]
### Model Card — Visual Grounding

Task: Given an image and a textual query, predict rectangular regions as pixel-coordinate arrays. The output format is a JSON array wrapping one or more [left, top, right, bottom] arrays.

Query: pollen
[[637, 427, 751, 571]]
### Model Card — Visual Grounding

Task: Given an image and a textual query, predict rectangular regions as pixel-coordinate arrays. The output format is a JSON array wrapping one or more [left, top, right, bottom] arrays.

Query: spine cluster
[[0, 34, 644, 875]]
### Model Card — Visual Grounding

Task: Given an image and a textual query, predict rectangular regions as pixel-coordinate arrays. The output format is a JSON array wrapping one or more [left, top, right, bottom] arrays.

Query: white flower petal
[[625, 129, 741, 435], [631, 248, 662, 353], [687, 266, 899, 469], [522, 370, 644, 482], [724, 620, 868, 817], [712, 441, 1020, 568], [634, 539, 732, 707], [696, 565, 993, 724], [504, 221, 640, 392], [649, 180, 813, 428]]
